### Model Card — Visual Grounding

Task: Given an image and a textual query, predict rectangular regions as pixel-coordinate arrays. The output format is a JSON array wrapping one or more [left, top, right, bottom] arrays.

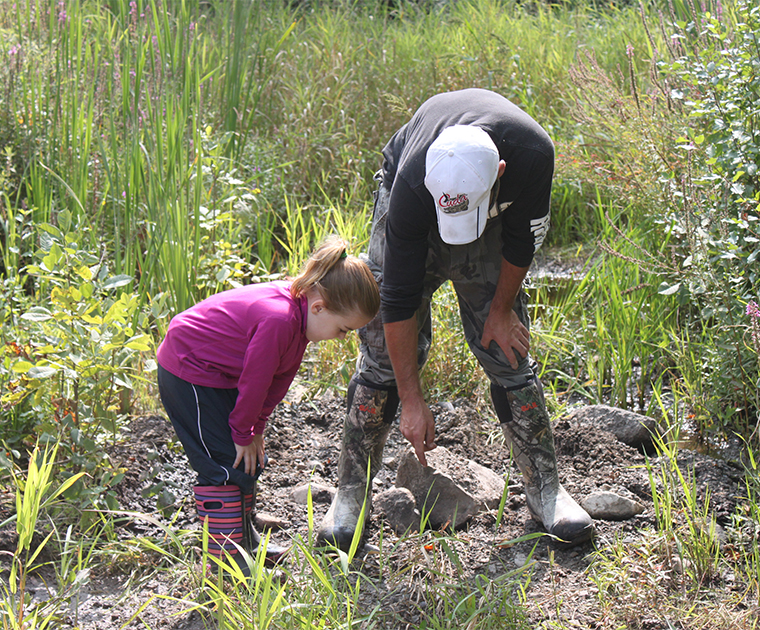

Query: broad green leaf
[[21, 307, 53, 322], [103, 275, 133, 290], [58, 209, 72, 232], [82, 314, 104, 325], [658, 282, 681, 296], [36, 223, 63, 239], [42, 242, 64, 271], [27, 366, 58, 379], [126, 335, 151, 351], [114, 375, 133, 389]]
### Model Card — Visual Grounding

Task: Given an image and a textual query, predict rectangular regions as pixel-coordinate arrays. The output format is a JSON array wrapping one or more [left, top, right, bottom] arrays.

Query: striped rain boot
[[194, 485, 252, 574]]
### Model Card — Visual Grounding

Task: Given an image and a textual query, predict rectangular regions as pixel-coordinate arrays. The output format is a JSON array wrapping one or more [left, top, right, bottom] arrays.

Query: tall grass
[[0, 0, 752, 450], [0, 443, 86, 629], [1, 1, 758, 627], [258, 0, 658, 221], [1, 0, 293, 317]]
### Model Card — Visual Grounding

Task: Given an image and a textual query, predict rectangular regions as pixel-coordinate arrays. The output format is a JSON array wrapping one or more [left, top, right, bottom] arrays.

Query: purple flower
[[749, 301, 760, 354]]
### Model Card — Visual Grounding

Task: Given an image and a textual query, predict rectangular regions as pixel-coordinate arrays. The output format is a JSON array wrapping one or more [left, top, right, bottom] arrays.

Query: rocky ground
[[1, 385, 747, 630]]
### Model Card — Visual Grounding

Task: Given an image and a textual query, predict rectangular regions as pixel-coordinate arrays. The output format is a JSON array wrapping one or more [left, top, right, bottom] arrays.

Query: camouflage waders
[[342, 174, 591, 548], [491, 378, 594, 546], [316, 379, 400, 551]]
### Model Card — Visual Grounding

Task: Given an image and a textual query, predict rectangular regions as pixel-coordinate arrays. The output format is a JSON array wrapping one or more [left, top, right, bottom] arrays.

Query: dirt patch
[[1, 391, 747, 629]]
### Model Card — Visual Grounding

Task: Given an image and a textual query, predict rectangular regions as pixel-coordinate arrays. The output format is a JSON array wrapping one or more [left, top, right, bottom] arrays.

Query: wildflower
[[57, 1, 67, 25], [748, 300, 760, 354], [626, 44, 634, 58]]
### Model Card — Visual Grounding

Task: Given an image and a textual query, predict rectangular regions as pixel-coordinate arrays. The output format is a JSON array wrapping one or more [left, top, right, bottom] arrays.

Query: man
[[317, 88, 594, 549]]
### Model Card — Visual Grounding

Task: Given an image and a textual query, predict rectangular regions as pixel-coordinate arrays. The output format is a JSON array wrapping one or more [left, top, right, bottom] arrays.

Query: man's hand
[[481, 307, 529, 370], [233, 433, 266, 476], [480, 258, 531, 370], [398, 394, 437, 467], [384, 317, 437, 467]]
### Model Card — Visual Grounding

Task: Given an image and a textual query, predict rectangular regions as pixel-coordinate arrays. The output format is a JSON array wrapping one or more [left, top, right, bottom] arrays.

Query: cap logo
[[438, 192, 469, 215]]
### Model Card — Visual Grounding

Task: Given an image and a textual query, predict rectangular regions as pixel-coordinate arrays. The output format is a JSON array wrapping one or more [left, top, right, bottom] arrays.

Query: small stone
[[513, 552, 528, 567], [305, 460, 325, 476], [255, 512, 288, 531], [375, 487, 420, 535], [581, 491, 645, 520], [290, 482, 335, 505]]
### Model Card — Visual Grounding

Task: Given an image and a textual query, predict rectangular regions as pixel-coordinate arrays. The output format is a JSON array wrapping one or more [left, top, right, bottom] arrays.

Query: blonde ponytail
[[290, 236, 380, 319]]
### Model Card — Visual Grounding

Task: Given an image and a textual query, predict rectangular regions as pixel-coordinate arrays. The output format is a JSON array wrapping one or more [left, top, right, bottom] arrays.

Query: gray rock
[[567, 405, 662, 450], [581, 490, 645, 520], [290, 482, 335, 505], [375, 487, 421, 535], [395, 446, 506, 530], [305, 460, 325, 476]]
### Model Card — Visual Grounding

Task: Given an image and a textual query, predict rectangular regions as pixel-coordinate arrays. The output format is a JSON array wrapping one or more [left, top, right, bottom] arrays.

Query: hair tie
[[340, 250, 348, 259]]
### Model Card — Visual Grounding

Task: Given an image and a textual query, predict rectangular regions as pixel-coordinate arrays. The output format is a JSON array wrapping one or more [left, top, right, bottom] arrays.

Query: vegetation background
[[0, 0, 759, 628]]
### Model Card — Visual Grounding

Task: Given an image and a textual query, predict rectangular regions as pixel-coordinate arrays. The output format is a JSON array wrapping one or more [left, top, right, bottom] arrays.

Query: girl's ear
[[310, 296, 325, 314]]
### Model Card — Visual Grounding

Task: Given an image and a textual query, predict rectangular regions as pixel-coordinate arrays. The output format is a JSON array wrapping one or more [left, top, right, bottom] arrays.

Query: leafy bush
[[656, 1, 760, 431], [1, 210, 153, 513], [559, 1, 759, 436]]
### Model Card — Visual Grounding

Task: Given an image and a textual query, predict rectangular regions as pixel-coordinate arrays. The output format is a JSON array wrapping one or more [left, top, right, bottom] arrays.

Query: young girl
[[156, 237, 379, 572]]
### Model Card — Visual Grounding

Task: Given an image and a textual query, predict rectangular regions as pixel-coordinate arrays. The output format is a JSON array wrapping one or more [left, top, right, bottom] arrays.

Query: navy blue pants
[[157, 364, 258, 493]]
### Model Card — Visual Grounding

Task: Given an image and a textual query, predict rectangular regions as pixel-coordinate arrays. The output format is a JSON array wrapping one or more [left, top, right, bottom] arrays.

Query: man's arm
[[384, 317, 437, 466], [481, 257, 531, 370]]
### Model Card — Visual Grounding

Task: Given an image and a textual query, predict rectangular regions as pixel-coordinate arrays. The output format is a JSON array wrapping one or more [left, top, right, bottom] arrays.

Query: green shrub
[[656, 0, 760, 431], [557, 0, 759, 436], [1, 211, 152, 512]]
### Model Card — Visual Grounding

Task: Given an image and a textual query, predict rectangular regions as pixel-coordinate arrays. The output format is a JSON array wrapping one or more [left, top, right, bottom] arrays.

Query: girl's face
[[305, 301, 371, 343]]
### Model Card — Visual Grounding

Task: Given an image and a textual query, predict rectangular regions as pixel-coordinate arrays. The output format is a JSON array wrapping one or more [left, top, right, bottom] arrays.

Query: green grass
[[0, 0, 759, 628]]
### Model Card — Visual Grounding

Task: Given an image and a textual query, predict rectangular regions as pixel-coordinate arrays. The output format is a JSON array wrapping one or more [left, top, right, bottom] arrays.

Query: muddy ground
[[2, 385, 747, 630]]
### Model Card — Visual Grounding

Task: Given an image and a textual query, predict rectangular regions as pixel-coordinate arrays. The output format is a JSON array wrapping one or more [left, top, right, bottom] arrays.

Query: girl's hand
[[233, 434, 266, 477]]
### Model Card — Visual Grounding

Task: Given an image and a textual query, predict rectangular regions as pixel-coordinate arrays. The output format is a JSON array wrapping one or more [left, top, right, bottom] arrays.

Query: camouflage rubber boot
[[242, 483, 288, 566], [491, 378, 594, 546], [316, 379, 399, 551]]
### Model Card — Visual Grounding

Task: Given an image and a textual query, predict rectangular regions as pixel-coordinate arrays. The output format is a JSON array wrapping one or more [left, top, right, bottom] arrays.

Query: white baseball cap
[[424, 125, 499, 245]]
